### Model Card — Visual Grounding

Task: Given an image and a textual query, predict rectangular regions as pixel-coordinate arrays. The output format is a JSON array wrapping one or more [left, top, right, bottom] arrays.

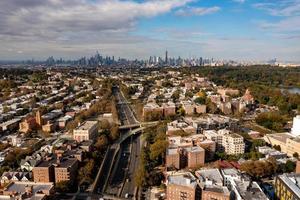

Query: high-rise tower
[[165, 50, 168, 64]]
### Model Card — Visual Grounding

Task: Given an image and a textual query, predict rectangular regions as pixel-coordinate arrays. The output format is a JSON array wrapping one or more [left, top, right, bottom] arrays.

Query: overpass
[[91, 126, 149, 195]]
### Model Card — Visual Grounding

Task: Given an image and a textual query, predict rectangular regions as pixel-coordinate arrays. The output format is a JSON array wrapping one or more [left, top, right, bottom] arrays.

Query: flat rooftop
[[278, 173, 300, 198], [5, 182, 54, 194], [266, 132, 293, 143], [76, 121, 98, 130], [222, 168, 239, 176], [234, 180, 267, 200], [195, 168, 223, 185], [168, 172, 197, 188]]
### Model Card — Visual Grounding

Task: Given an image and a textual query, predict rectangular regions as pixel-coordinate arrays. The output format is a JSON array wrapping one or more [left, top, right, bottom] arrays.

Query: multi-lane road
[[92, 86, 142, 200], [114, 87, 138, 126]]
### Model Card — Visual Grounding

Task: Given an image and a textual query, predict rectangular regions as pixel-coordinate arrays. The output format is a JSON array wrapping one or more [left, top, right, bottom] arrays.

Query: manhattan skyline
[[0, 0, 300, 62]]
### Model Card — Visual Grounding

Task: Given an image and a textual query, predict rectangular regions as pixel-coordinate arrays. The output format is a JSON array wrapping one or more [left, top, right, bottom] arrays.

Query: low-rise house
[[0, 118, 21, 132], [20, 159, 41, 172], [9, 135, 23, 147], [258, 146, 287, 159], [0, 172, 32, 186], [0, 181, 54, 199]]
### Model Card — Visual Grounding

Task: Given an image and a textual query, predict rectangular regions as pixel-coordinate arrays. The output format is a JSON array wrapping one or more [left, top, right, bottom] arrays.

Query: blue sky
[[0, 0, 299, 61]]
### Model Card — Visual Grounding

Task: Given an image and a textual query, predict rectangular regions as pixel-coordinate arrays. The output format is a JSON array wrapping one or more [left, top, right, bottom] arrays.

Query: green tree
[[293, 152, 299, 159], [95, 134, 108, 150], [150, 140, 168, 160], [55, 181, 71, 193]]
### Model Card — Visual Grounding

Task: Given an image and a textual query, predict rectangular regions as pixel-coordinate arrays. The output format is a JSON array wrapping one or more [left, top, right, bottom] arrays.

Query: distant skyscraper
[[165, 50, 168, 64]]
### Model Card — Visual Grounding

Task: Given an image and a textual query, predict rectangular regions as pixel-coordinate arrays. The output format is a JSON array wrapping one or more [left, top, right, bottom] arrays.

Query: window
[[180, 191, 188, 200]]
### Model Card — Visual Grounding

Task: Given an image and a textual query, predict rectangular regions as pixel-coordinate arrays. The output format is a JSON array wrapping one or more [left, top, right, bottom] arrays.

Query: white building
[[291, 115, 300, 137], [222, 133, 245, 155], [73, 121, 98, 142]]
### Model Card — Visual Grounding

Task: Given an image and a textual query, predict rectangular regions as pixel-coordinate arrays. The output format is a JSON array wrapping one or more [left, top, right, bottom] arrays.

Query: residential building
[[19, 117, 37, 133], [20, 159, 41, 172], [221, 168, 240, 187], [291, 115, 300, 137], [231, 177, 268, 200], [296, 161, 300, 174], [275, 173, 300, 200], [0, 181, 54, 199], [54, 157, 78, 183], [221, 168, 268, 200], [143, 102, 163, 121], [73, 121, 98, 142], [222, 133, 245, 155], [42, 121, 56, 133], [10, 135, 22, 147], [166, 119, 196, 136], [166, 146, 205, 170], [32, 161, 55, 183], [0, 172, 31, 186], [186, 146, 205, 168], [217, 88, 239, 97], [166, 172, 200, 200], [204, 129, 229, 151], [162, 101, 176, 117], [195, 169, 230, 200], [166, 148, 181, 169], [264, 133, 300, 157]]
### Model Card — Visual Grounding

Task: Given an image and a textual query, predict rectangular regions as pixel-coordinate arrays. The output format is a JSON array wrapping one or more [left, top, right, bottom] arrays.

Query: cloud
[[176, 6, 221, 16], [254, 1, 300, 33], [253, 0, 300, 17], [259, 16, 300, 32], [0, 0, 193, 39]]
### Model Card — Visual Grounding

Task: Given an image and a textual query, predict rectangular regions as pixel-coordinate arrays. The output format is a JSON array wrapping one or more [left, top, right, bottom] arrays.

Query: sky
[[0, 0, 300, 62]]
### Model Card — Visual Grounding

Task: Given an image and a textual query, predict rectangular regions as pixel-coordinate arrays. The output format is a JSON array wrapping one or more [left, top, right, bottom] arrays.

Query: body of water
[[281, 87, 300, 94]]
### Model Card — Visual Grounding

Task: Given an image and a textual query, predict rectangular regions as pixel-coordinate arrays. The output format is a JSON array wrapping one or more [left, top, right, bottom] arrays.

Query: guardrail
[[91, 146, 110, 193]]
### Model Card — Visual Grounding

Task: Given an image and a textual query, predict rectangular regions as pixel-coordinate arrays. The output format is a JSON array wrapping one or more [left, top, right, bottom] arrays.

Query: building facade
[[73, 121, 98, 142]]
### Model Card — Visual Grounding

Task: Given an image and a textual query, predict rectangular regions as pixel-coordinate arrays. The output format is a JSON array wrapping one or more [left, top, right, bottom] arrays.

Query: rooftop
[[278, 173, 300, 198], [234, 179, 268, 200], [168, 172, 198, 188], [195, 168, 223, 186], [265, 132, 293, 143], [76, 121, 98, 131], [6, 181, 53, 192], [221, 168, 239, 176], [184, 146, 204, 153]]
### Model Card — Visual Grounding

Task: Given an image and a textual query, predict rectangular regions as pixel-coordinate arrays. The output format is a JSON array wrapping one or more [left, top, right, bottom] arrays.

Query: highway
[[114, 87, 138, 126], [92, 86, 142, 199], [105, 136, 131, 196], [120, 134, 141, 198]]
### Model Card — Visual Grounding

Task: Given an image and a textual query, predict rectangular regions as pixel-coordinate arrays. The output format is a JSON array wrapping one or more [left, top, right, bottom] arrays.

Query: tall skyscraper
[[165, 50, 168, 64]]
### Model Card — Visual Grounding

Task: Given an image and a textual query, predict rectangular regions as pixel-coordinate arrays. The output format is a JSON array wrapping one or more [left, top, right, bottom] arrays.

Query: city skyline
[[0, 0, 300, 62]]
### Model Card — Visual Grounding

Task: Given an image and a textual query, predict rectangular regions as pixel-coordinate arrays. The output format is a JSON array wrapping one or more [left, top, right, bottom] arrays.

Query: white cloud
[[253, 0, 300, 16], [176, 6, 221, 16], [0, 0, 193, 39], [259, 16, 300, 32]]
